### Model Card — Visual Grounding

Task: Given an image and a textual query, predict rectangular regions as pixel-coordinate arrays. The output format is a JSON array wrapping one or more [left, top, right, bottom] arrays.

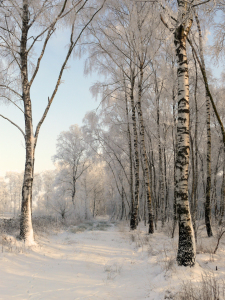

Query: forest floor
[[0, 218, 225, 300]]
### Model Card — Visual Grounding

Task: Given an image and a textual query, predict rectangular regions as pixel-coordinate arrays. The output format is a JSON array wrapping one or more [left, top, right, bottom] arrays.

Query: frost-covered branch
[[0, 114, 25, 138]]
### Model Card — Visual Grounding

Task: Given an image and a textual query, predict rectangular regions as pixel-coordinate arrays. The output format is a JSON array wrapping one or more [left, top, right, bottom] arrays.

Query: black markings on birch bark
[[124, 80, 134, 223], [174, 3, 196, 266], [19, 0, 34, 242], [130, 72, 139, 230], [154, 73, 165, 228], [137, 62, 154, 234]]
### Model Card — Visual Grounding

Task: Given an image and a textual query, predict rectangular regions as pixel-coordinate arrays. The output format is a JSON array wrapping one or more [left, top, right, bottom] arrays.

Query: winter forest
[[1, 0, 225, 299]]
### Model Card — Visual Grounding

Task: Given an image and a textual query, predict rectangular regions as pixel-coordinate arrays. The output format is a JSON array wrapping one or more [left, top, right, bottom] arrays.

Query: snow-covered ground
[[0, 219, 225, 299]]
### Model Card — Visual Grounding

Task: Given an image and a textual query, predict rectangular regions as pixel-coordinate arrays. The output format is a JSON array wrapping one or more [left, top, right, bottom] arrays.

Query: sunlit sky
[[0, 25, 223, 178], [0, 29, 100, 177]]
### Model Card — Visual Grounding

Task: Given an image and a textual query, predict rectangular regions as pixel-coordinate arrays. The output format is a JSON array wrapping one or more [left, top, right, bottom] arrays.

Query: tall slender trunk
[[130, 72, 139, 230], [163, 126, 169, 222], [190, 135, 194, 213], [192, 51, 198, 241], [205, 95, 213, 236], [93, 190, 96, 218], [211, 147, 221, 219], [19, 0, 34, 242], [174, 7, 196, 266], [172, 86, 177, 238], [137, 62, 154, 234], [194, 12, 213, 237], [124, 79, 134, 220], [121, 186, 125, 220], [146, 130, 157, 229], [156, 87, 165, 227], [220, 151, 225, 224], [72, 167, 76, 207]]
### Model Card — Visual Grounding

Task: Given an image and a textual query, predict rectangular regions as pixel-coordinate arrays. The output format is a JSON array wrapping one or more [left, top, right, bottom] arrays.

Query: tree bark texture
[[124, 81, 135, 221], [156, 86, 165, 227], [137, 63, 154, 234], [172, 87, 177, 238], [174, 4, 196, 266], [19, 0, 34, 242], [130, 73, 140, 230]]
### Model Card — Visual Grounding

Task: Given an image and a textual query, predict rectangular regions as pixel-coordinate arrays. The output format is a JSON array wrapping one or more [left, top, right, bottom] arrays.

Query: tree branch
[[0, 114, 25, 138]]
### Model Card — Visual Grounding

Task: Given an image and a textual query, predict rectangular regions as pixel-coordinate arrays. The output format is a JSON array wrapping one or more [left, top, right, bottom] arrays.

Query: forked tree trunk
[[137, 62, 154, 234], [19, 0, 34, 242], [174, 5, 196, 266]]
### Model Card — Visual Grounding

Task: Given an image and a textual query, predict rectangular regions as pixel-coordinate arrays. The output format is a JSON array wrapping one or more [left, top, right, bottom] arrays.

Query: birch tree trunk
[[124, 80, 135, 221], [156, 84, 165, 227], [130, 72, 139, 230], [174, 3, 196, 266], [137, 62, 154, 234], [19, 0, 34, 242], [172, 87, 177, 238], [192, 51, 198, 241]]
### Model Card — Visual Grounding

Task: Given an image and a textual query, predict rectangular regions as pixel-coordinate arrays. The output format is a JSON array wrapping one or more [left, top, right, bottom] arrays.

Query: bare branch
[[0, 95, 24, 113], [34, 0, 106, 148], [0, 114, 25, 138], [0, 85, 22, 98]]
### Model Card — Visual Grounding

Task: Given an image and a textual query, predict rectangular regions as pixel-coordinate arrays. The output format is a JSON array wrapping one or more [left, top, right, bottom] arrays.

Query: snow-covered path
[[0, 222, 153, 300], [1, 220, 225, 300]]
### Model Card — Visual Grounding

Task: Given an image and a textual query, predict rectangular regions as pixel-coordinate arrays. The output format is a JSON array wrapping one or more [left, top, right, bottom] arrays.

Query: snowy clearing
[[1, 219, 225, 300]]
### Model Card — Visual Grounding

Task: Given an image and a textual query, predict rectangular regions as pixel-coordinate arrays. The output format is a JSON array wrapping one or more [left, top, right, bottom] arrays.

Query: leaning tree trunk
[[19, 0, 34, 242], [137, 62, 154, 234], [174, 6, 196, 267]]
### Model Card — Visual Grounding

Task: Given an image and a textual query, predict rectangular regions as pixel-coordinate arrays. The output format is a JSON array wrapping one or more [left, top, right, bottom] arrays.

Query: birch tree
[[161, 0, 197, 266], [0, 0, 105, 242]]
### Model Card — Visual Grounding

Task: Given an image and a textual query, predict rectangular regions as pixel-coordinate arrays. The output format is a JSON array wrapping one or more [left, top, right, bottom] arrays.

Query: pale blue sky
[[0, 24, 223, 177], [0, 30, 100, 177]]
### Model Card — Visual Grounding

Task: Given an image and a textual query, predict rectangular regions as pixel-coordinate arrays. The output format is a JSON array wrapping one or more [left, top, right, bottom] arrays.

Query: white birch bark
[[19, 0, 34, 243], [124, 80, 135, 222], [130, 71, 140, 230], [137, 62, 154, 234], [174, 1, 196, 266]]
